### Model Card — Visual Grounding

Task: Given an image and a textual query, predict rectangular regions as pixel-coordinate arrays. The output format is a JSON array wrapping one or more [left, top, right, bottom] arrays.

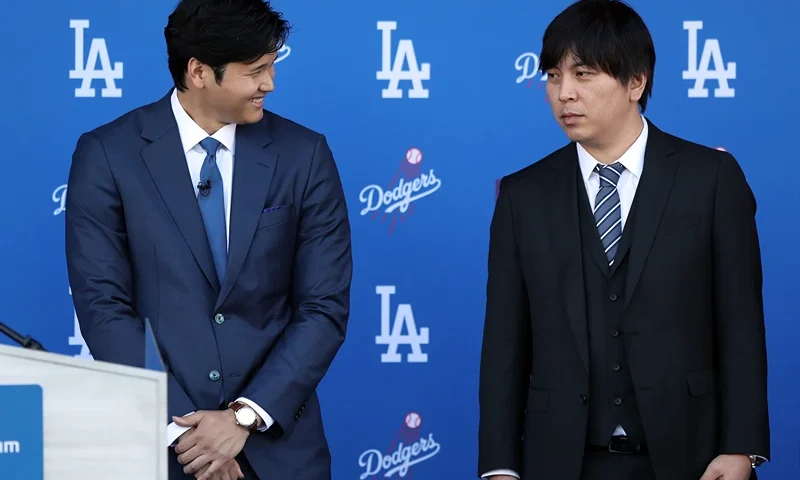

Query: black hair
[[539, 0, 655, 112], [165, 0, 291, 91]]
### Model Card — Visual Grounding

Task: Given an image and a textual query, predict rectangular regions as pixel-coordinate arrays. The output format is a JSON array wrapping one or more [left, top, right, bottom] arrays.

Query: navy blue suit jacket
[[65, 90, 352, 479]]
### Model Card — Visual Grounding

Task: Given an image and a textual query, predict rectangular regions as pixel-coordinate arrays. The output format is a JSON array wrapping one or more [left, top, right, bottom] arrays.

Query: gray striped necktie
[[593, 162, 625, 266]]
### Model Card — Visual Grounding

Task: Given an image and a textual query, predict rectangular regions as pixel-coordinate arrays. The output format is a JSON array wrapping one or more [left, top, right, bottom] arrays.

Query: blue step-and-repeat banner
[[2, 0, 799, 478]]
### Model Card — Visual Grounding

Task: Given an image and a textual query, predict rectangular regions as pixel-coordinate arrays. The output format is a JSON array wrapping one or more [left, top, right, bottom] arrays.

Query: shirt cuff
[[166, 411, 196, 447], [234, 397, 274, 432], [481, 469, 520, 478]]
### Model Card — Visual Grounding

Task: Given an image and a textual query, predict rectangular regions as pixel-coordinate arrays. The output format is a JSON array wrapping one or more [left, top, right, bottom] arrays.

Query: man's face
[[202, 52, 278, 126], [544, 54, 641, 147]]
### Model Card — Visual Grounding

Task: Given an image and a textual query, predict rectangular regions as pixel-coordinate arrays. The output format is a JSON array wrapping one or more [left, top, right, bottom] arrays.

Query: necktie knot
[[199, 137, 221, 157], [596, 162, 625, 186]]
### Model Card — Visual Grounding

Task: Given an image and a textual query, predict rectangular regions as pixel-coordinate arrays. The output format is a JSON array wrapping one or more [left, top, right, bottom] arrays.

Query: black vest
[[576, 172, 646, 446]]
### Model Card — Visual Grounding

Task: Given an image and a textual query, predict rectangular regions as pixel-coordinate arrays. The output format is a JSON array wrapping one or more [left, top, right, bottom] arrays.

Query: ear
[[628, 72, 647, 103], [185, 57, 208, 89]]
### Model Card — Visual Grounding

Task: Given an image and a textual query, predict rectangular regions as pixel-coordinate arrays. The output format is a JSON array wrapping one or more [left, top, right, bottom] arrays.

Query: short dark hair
[[164, 0, 291, 91], [539, 0, 655, 112]]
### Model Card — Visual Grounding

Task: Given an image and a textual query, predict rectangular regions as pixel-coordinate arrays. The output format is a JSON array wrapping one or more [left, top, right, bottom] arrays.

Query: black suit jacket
[[478, 120, 770, 479]]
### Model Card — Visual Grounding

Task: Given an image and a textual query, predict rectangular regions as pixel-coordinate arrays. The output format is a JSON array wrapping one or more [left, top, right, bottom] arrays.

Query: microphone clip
[[198, 180, 211, 197]]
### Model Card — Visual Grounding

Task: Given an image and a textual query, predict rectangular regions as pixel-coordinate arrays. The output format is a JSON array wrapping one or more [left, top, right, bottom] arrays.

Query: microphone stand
[[0, 321, 47, 351]]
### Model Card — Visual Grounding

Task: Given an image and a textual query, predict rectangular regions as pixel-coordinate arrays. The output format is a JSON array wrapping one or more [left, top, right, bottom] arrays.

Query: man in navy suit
[[65, 1, 352, 479]]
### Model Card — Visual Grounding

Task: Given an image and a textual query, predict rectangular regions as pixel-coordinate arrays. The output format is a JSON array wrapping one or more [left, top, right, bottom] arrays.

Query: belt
[[587, 436, 648, 455]]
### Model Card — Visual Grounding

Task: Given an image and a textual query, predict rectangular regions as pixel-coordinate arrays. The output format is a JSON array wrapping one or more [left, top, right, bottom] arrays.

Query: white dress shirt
[[165, 89, 275, 447], [481, 116, 647, 479]]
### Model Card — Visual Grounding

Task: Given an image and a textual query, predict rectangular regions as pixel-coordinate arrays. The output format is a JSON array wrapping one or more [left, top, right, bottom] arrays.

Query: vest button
[[580, 394, 588, 404], [609, 293, 618, 301], [613, 397, 623, 406], [612, 363, 621, 372], [208, 370, 220, 381]]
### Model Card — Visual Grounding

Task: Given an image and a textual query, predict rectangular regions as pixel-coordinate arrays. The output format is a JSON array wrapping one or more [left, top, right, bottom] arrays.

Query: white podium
[[0, 343, 167, 479]]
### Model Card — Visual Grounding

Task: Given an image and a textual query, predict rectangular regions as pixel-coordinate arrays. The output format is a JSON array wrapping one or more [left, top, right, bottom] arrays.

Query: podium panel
[[0, 344, 167, 480]]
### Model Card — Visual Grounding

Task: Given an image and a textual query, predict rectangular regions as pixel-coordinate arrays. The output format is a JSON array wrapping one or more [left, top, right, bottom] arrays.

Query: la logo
[[68, 287, 93, 359], [375, 286, 429, 363], [682, 21, 736, 98], [69, 19, 124, 98], [376, 21, 431, 99]]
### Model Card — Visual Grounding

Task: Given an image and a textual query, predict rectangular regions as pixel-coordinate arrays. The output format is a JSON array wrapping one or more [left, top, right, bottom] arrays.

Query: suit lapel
[[214, 118, 278, 311], [622, 121, 677, 309], [140, 92, 220, 292], [546, 147, 590, 374]]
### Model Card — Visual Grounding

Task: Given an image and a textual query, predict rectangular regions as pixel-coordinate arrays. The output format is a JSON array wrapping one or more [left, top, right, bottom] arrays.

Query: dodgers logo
[[376, 21, 430, 99], [0, 385, 43, 480], [358, 147, 442, 235], [52, 184, 67, 216], [275, 44, 291, 63], [375, 285, 429, 363], [68, 287, 93, 359], [514, 52, 548, 88], [358, 412, 441, 478], [682, 21, 736, 98], [69, 19, 123, 98]]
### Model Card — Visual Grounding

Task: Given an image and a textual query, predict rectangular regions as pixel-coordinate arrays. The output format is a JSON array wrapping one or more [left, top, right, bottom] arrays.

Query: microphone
[[198, 180, 211, 197], [0, 321, 47, 351]]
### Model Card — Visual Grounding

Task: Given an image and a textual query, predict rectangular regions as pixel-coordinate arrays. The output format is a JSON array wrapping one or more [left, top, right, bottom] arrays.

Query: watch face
[[236, 407, 257, 426]]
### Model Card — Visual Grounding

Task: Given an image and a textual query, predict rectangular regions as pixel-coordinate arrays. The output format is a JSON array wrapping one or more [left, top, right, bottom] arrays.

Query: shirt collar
[[170, 88, 236, 155], [577, 114, 647, 182]]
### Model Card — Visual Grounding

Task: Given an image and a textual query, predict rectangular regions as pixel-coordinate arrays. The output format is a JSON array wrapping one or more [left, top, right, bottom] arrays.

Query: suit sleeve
[[478, 176, 532, 476], [237, 134, 351, 438], [65, 132, 196, 422], [711, 153, 770, 459]]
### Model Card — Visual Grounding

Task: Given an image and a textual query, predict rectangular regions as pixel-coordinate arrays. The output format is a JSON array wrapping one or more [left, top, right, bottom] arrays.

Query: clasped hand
[[174, 410, 249, 480], [699, 454, 753, 480]]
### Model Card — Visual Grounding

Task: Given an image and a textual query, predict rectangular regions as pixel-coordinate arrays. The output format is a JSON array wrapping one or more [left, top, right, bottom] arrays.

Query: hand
[[699, 454, 752, 480], [195, 457, 244, 480], [173, 409, 250, 479]]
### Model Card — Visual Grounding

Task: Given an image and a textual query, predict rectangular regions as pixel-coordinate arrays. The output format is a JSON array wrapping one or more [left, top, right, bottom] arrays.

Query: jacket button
[[209, 370, 220, 381], [580, 394, 588, 404], [609, 293, 618, 301], [613, 397, 623, 406], [611, 329, 620, 337], [612, 363, 621, 372], [214, 314, 225, 324]]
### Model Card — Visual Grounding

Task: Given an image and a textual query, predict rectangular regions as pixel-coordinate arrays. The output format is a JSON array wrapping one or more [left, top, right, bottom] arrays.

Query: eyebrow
[[248, 61, 271, 73]]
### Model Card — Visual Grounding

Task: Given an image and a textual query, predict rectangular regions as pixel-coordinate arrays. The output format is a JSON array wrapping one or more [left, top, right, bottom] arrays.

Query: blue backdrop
[[2, 0, 798, 478]]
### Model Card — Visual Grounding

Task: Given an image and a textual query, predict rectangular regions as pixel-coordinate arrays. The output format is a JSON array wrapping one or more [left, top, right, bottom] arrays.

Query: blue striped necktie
[[593, 162, 625, 267], [197, 137, 227, 284]]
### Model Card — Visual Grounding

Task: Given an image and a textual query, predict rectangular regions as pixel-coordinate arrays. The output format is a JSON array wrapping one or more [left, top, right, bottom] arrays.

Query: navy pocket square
[[263, 205, 287, 213]]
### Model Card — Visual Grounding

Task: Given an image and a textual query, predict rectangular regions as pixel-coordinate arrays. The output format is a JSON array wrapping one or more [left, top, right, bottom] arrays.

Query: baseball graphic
[[405, 412, 422, 429], [406, 148, 423, 165]]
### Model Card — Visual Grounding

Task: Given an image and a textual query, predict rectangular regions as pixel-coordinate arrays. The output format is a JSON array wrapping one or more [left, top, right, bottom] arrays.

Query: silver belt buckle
[[607, 436, 632, 454]]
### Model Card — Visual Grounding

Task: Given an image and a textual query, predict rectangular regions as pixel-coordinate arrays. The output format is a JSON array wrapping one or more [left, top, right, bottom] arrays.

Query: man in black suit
[[478, 1, 770, 479]]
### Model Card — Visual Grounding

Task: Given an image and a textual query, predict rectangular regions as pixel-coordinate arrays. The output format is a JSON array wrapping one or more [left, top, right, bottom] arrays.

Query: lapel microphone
[[198, 180, 211, 197]]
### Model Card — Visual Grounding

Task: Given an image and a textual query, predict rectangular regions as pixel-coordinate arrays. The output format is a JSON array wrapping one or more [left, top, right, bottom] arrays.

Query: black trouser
[[579, 448, 656, 480]]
